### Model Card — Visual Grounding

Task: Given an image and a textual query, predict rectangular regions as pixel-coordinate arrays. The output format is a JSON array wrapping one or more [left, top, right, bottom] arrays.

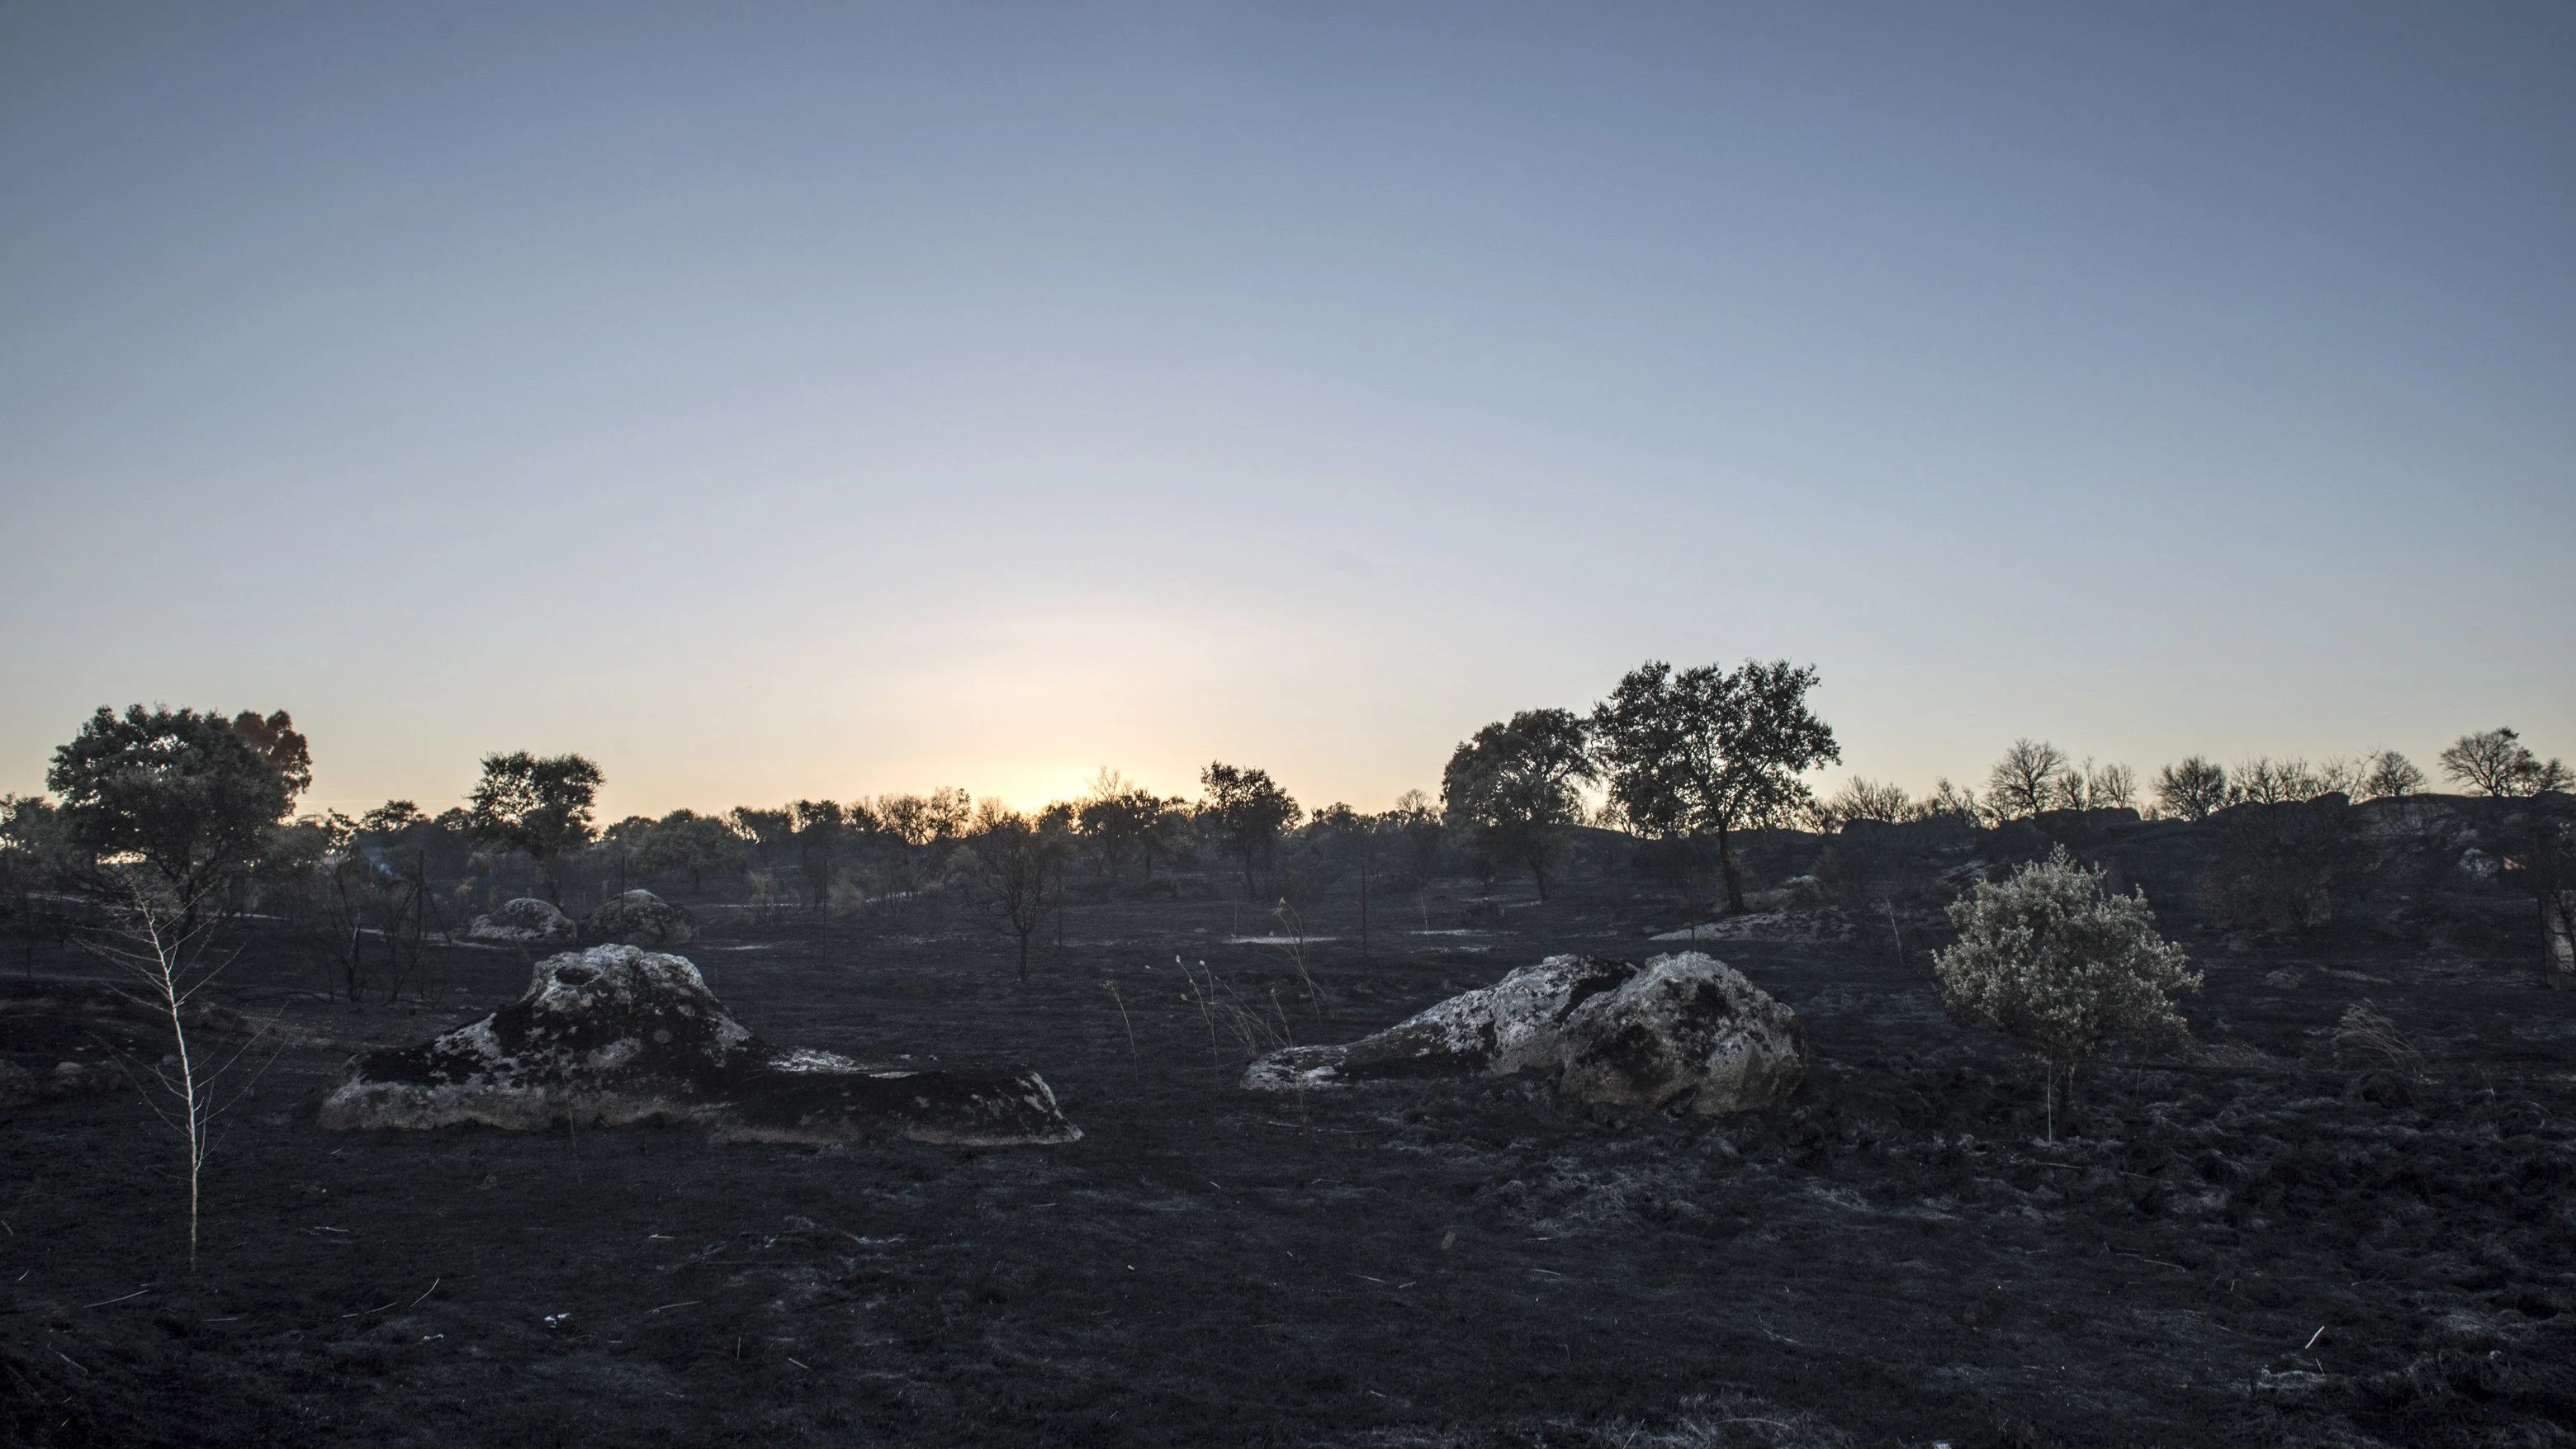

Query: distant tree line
[[2, 694, 2566, 988], [1804, 728, 2564, 835]]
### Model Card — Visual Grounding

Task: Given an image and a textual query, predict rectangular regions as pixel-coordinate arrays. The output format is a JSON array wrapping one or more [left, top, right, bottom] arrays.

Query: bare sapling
[[80, 868, 277, 1328]]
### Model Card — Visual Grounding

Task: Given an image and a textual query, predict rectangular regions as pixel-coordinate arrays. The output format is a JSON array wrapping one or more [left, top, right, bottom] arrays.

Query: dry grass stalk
[[1174, 956, 1297, 1070], [2333, 999, 2424, 1077], [1102, 980, 1139, 1077]]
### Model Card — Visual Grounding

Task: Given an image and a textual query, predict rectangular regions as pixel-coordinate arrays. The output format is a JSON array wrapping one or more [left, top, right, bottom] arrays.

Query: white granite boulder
[[1244, 951, 1802, 1115], [466, 897, 578, 947], [319, 945, 1079, 1146], [1551, 954, 1807, 1114]]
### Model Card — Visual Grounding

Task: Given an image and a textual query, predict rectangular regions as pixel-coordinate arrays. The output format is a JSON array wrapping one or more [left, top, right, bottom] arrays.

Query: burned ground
[[3, 823, 2574, 1447]]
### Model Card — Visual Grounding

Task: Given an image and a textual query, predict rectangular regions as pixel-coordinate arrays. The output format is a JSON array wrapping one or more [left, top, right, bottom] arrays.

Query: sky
[[2, 2, 2569, 821]]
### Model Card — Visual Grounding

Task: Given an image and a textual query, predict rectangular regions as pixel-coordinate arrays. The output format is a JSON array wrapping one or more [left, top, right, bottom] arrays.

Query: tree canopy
[[624, 809, 745, 893], [959, 803, 1059, 978], [1589, 660, 1838, 912], [2152, 757, 2229, 821], [1076, 769, 1166, 883], [789, 800, 849, 911], [1985, 738, 2073, 820], [465, 751, 603, 902], [1439, 708, 1594, 900], [227, 710, 313, 800], [2441, 728, 2569, 798], [1198, 762, 1300, 899], [46, 705, 307, 918]]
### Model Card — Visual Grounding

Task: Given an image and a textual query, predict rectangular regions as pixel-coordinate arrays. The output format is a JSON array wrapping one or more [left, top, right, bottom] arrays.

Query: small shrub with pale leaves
[[1933, 847, 2199, 1086]]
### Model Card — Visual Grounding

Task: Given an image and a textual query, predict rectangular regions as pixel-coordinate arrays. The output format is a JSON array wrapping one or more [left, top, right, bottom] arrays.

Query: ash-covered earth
[[4, 806, 2574, 1447]]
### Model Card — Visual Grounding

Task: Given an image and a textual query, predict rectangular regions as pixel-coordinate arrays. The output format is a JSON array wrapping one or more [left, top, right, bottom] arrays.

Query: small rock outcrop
[[1650, 908, 1855, 945], [319, 945, 1079, 1146], [466, 897, 578, 947], [1243, 951, 1802, 1115], [584, 888, 698, 947]]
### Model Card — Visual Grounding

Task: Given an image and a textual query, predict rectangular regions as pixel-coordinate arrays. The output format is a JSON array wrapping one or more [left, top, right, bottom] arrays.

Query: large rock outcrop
[[583, 888, 698, 947], [319, 945, 1079, 1146], [1243, 952, 1802, 1115], [466, 897, 578, 947]]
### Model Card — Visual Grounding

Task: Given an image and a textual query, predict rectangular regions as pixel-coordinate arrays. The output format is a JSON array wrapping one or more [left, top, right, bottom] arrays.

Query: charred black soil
[[5, 866, 2574, 1447]]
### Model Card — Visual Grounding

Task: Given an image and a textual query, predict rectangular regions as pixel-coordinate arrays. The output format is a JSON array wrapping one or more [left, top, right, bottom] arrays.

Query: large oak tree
[[465, 751, 603, 905], [47, 705, 310, 930], [1199, 762, 1300, 900], [1440, 709, 1596, 901], [1591, 660, 1839, 914]]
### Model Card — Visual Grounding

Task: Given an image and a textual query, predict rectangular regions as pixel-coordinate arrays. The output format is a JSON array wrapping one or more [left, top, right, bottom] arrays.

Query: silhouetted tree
[[266, 809, 415, 1003], [465, 752, 602, 905], [1076, 769, 1164, 883], [2153, 757, 2229, 821], [924, 787, 973, 841], [1309, 803, 1384, 956], [353, 800, 444, 1002], [1910, 779, 1982, 825], [47, 705, 307, 934], [629, 809, 745, 894], [1141, 795, 1194, 877], [789, 800, 846, 912], [1591, 661, 1840, 913], [2361, 750, 2426, 799], [2229, 756, 2324, 806], [1441, 710, 1595, 900], [226, 710, 313, 800], [1814, 778, 1911, 830], [1384, 788, 1445, 880], [2310, 756, 2371, 798], [2442, 727, 2568, 798], [962, 801, 1054, 979], [1985, 739, 2072, 821], [1035, 800, 1078, 947], [726, 806, 796, 895], [2073, 760, 2138, 812], [873, 788, 972, 897], [1199, 763, 1301, 899]]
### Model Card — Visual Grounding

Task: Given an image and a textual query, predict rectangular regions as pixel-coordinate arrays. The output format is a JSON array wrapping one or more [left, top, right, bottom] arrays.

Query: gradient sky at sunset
[[4, 3, 2569, 820]]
